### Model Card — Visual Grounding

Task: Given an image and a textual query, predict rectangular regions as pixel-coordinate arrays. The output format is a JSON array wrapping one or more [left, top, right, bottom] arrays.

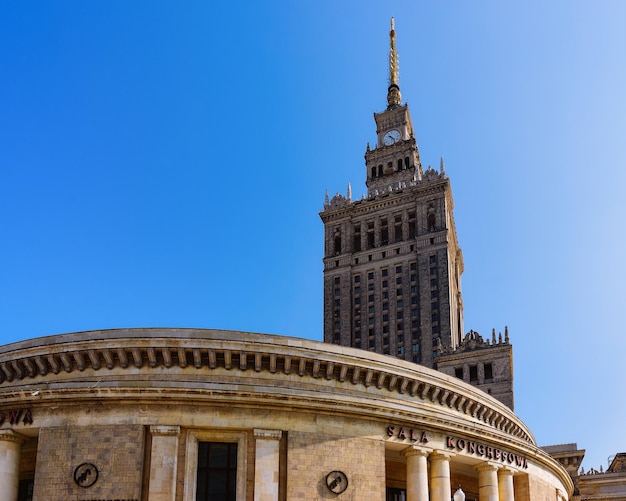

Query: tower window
[[408, 212, 416, 239], [428, 212, 436, 231], [394, 216, 403, 242], [484, 363, 493, 381], [380, 219, 389, 245], [334, 235, 342, 254], [404, 157, 410, 169], [378, 164, 383, 176], [371, 166, 377, 178], [353, 225, 361, 251], [397, 159, 403, 171]]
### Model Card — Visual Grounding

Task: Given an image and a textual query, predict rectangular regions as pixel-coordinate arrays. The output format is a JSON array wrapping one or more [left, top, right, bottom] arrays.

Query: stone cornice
[[320, 180, 449, 223], [0, 329, 533, 446]]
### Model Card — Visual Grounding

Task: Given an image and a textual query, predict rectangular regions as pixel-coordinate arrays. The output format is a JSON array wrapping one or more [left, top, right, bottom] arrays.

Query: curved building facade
[[0, 328, 571, 501]]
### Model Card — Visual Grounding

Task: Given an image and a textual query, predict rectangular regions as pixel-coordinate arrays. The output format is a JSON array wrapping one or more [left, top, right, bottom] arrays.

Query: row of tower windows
[[455, 363, 493, 384], [331, 254, 440, 362], [332, 212, 418, 256], [430, 254, 441, 357], [331, 207, 438, 257], [370, 157, 411, 178], [332, 263, 422, 361]]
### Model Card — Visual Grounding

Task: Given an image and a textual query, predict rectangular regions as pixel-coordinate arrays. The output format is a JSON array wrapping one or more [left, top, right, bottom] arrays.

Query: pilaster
[[148, 425, 180, 501], [254, 429, 282, 501]]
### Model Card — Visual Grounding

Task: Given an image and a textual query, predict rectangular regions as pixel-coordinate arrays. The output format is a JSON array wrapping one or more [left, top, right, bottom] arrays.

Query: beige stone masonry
[[149, 425, 180, 501], [253, 429, 282, 501]]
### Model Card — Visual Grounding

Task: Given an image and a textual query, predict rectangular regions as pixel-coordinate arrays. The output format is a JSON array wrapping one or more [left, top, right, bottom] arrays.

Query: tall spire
[[387, 17, 402, 109]]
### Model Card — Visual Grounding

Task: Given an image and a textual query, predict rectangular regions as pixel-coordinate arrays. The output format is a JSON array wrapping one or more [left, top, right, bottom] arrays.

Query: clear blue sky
[[1, 1, 624, 471]]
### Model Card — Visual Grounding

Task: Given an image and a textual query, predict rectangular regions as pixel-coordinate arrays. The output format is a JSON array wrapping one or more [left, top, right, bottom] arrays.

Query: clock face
[[326, 470, 348, 494], [383, 129, 401, 145]]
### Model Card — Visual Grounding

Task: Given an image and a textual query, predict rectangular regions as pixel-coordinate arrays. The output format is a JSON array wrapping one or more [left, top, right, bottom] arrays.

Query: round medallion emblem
[[326, 470, 348, 494], [74, 462, 99, 488]]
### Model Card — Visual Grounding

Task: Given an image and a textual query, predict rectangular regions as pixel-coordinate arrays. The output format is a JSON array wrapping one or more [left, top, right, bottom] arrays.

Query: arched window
[[397, 159, 403, 171], [371, 166, 377, 178]]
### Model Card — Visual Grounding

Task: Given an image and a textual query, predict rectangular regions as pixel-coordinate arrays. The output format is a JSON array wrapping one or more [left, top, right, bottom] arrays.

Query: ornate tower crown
[[387, 17, 402, 109]]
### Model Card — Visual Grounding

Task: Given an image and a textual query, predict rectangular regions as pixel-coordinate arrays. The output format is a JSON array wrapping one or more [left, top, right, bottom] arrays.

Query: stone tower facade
[[437, 327, 514, 409], [319, 19, 464, 369]]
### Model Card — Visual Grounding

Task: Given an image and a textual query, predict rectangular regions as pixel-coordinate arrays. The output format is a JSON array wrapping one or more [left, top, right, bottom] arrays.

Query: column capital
[[498, 466, 515, 476], [430, 450, 454, 462], [475, 461, 499, 473], [254, 428, 282, 440], [0, 430, 26, 445], [150, 425, 180, 437], [402, 445, 431, 458]]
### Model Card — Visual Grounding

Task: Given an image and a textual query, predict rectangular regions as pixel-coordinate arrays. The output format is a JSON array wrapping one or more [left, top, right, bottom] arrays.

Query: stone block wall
[[287, 432, 385, 500], [514, 473, 561, 501], [33, 424, 144, 501]]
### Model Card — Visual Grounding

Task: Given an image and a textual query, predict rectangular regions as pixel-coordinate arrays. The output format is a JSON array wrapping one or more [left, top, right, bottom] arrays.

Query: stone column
[[254, 429, 282, 501], [0, 431, 25, 501], [498, 467, 514, 501], [476, 462, 499, 501], [403, 446, 429, 501], [429, 451, 452, 501], [148, 425, 180, 501]]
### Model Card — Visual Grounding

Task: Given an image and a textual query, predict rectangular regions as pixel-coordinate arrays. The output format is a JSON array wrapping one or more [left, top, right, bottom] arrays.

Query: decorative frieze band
[[0, 337, 531, 443]]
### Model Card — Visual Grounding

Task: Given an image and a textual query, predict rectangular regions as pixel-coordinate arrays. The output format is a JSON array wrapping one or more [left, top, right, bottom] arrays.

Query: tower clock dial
[[383, 129, 401, 145]]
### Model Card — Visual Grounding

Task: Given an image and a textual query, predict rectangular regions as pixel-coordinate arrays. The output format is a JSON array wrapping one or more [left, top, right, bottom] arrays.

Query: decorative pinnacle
[[387, 17, 402, 109]]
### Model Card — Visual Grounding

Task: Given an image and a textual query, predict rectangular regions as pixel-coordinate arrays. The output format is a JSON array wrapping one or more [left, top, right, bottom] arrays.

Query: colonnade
[[403, 446, 516, 501]]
